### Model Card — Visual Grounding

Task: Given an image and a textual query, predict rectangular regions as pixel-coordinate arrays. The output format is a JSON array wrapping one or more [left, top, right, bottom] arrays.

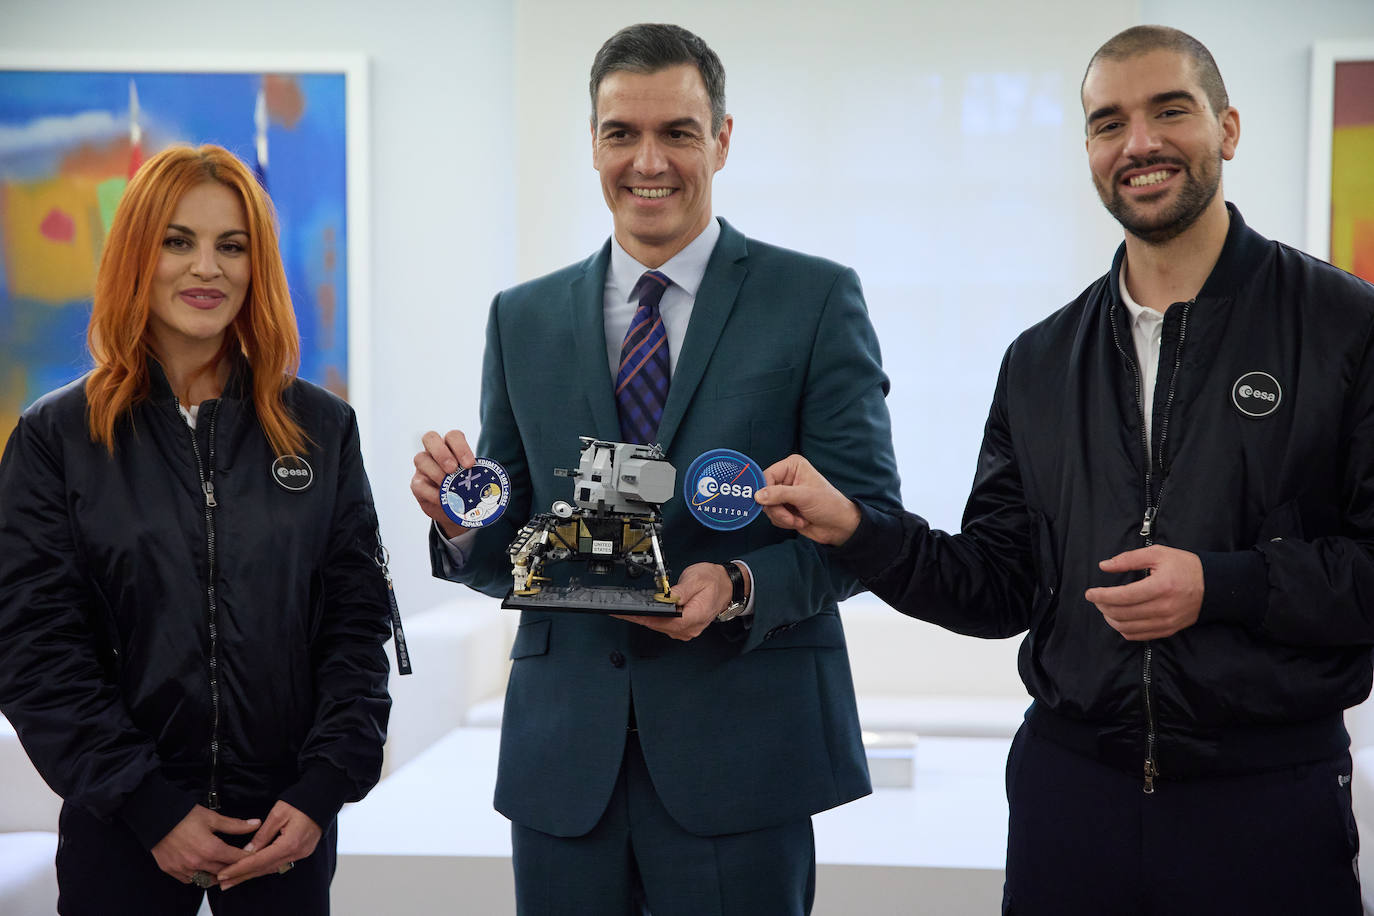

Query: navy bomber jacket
[[840, 205, 1374, 781], [0, 358, 392, 848]]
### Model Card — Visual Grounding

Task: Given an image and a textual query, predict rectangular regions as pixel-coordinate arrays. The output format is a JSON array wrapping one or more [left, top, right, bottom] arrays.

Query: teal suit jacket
[[431, 219, 901, 837]]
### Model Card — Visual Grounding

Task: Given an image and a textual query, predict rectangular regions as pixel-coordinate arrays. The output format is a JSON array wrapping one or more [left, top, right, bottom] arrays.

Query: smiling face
[[592, 63, 732, 267], [147, 181, 250, 358], [1082, 49, 1239, 245]]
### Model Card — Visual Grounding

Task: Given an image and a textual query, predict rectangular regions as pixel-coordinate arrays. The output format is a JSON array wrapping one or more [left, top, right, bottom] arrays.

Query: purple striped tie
[[616, 270, 672, 444]]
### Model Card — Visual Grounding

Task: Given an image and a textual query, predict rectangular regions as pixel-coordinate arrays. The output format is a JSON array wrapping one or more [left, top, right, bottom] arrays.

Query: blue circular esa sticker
[[439, 458, 511, 529], [683, 448, 764, 531]]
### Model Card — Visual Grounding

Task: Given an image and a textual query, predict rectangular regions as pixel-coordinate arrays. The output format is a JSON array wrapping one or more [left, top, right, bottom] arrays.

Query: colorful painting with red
[[1331, 60, 1374, 283], [0, 70, 349, 446]]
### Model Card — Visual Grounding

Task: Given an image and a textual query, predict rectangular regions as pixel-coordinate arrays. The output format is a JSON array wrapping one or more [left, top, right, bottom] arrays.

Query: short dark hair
[[1083, 25, 1229, 116], [589, 23, 727, 134]]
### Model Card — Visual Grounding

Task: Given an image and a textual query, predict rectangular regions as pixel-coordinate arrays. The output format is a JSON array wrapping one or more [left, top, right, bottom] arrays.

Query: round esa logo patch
[[1231, 371, 1282, 418], [271, 455, 314, 492], [683, 448, 764, 531], [440, 458, 511, 529]]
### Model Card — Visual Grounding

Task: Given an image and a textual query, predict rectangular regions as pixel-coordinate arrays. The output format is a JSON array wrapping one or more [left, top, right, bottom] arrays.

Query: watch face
[[717, 602, 746, 622]]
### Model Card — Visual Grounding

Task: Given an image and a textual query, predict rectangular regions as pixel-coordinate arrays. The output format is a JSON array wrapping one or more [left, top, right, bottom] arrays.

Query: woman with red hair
[[0, 145, 393, 915]]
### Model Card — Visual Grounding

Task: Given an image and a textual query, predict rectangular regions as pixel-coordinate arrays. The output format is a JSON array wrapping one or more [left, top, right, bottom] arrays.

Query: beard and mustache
[[1094, 149, 1223, 245]]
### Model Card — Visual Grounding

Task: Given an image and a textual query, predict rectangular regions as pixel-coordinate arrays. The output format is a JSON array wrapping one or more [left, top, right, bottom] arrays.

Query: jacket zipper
[[1111, 298, 1192, 794], [175, 398, 224, 810]]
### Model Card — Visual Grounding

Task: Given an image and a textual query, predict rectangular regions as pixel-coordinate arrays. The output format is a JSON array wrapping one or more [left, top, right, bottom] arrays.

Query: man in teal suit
[[412, 23, 900, 915]]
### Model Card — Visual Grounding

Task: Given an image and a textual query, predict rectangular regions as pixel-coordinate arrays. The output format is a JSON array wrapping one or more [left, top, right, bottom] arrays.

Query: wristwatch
[[717, 562, 750, 622]]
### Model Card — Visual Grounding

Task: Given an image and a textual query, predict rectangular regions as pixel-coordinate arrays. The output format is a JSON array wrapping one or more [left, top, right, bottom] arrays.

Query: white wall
[[1, 0, 517, 613]]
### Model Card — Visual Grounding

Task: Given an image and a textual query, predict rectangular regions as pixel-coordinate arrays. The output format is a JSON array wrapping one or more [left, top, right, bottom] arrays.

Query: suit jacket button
[[609, 650, 626, 668]]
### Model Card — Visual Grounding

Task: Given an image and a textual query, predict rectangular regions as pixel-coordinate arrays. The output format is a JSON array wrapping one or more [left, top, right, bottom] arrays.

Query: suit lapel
[[567, 241, 622, 441], [657, 220, 749, 452]]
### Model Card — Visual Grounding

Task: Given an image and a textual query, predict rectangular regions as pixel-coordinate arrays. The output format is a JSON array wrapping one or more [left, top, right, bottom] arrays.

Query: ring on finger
[[276, 861, 294, 876], [190, 870, 215, 889]]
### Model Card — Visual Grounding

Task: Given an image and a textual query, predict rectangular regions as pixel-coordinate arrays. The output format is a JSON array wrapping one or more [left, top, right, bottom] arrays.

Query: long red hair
[[85, 144, 307, 457]]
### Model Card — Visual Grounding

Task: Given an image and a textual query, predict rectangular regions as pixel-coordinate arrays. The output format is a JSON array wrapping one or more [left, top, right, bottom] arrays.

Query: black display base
[[502, 584, 681, 616]]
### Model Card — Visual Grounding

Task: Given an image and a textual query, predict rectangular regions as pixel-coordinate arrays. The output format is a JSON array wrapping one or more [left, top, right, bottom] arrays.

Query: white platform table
[[335, 728, 1009, 915]]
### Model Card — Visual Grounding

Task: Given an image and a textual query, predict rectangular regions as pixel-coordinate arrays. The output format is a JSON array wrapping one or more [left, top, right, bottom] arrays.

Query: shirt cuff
[[435, 519, 476, 567], [731, 559, 756, 616]]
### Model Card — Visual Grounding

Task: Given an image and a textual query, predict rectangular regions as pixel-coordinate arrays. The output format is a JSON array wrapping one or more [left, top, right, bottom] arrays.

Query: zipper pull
[[203, 480, 217, 508], [1139, 506, 1157, 537], [1143, 757, 1157, 795]]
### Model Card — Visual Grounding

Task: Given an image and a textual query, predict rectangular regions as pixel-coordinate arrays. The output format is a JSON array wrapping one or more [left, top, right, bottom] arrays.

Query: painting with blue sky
[[0, 68, 348, 445]]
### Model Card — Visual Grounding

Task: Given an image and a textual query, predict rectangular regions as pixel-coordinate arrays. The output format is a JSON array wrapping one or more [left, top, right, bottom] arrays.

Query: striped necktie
[[616, 270, 672, 444]]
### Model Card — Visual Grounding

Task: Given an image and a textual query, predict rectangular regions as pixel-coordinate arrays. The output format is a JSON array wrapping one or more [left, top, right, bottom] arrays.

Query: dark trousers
[[55, 800, 337, 916], [511, 730, 816, 916], [1002, 724, 1361, 916]]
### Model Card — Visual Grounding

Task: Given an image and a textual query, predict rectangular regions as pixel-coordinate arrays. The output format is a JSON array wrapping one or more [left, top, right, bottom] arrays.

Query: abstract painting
[[1307, 42, 1374, 283], [0, 54, 367, 446]]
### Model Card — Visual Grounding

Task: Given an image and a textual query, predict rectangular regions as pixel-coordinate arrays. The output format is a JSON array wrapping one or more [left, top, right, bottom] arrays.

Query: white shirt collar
[[609, 217, 721, 301], [1119, 264, 1163, 328]]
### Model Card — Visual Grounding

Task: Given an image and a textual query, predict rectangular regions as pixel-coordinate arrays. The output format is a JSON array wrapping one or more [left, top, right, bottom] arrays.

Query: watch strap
[[717, 562, 748, 622]]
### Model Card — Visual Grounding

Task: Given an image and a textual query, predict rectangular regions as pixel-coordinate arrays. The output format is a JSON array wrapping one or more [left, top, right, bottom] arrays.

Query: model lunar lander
[[501, 437, 681, 616]]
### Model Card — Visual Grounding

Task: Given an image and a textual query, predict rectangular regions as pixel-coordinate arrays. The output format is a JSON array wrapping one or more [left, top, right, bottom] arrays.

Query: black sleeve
[[0, 413, 198, 849], [834, 348, 1038, 638], [278, 409, 393, 827]]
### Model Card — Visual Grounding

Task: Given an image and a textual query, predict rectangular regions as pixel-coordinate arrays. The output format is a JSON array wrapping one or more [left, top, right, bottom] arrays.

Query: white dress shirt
[[1119, 265, 1165, 459], [603, 217, 720, 378]]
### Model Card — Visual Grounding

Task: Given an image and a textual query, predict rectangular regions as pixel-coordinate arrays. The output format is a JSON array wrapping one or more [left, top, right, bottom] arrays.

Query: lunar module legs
[[501, 438, 681, 616]]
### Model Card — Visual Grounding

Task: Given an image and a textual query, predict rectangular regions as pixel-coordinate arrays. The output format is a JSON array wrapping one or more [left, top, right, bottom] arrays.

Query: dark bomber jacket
[[841, 205, 1374, 782], [0, 359, 392, 848]]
